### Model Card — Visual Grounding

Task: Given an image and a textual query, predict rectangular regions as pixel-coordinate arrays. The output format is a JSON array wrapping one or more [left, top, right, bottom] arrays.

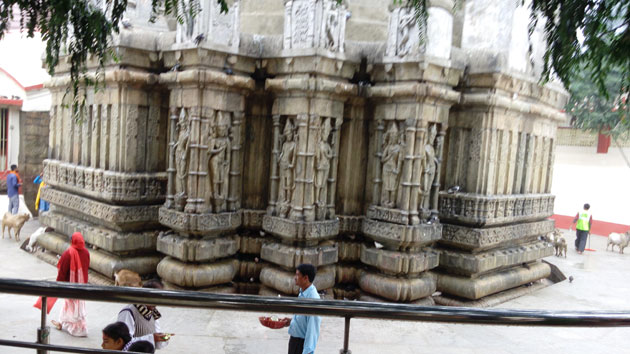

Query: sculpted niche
[[277, 119, 298, 218]]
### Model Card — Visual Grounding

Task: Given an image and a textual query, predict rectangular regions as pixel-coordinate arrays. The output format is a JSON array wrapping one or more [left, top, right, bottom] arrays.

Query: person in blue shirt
[[286, 263, 321, 354], [6, 164, 22, 214]]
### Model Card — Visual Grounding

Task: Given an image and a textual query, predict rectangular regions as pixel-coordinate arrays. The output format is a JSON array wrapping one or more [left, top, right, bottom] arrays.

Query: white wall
[[551, 145, 630, 225], [7, 107, 20, 167]]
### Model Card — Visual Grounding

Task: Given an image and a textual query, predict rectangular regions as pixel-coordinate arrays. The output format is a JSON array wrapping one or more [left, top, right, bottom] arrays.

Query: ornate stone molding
[[159, 69, 255, 92], [262, 215, 339, 244], [361, 219, 441, 251], [465, 73, 569, 110], [358, 270, 436, 302], [360, 245, 439, 276], [265, 77, 357, 97], [42, 188, 161, 231], [337, 215, 363, 234], [157, 256, 238, 288], [157, 233, 238, 262], [438, 193, 555, 227], [440, 219, 555, 251], [44, 160, 167, 204], [439, 241, 554, 277], [369, 82, 460, 104], [436, 262, 550, 300], [158, 207, 241, 236], [40, 212, 158, 253], [260, 242, 338, 269]]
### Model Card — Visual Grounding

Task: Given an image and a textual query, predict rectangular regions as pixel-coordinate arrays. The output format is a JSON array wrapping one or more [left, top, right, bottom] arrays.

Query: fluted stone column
[[41, 42, 169, 279]]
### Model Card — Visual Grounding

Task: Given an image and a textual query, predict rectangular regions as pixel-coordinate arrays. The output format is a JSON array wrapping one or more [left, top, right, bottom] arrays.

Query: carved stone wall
[[40, 0, 569, 303]]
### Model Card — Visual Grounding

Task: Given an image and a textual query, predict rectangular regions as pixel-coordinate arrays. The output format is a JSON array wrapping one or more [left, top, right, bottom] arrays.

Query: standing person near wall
[[51, 232, 90, 336], [34, 172, 49, 213], [571, 203, 593, 255], [285, 263, 322, 354], [6, 164, 21, 214]]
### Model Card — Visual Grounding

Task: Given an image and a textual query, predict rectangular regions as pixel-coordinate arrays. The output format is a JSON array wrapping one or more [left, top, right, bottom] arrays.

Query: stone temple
[[35, 0, 567, 304]]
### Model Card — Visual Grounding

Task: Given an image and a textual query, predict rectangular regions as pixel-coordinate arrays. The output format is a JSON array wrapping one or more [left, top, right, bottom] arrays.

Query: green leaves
[[531, 1, 630, 101]]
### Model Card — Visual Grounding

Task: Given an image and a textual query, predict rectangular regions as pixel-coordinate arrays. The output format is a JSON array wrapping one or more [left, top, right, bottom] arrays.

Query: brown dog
[[114, 269, 142, 287], [2, 212, 31, 241]]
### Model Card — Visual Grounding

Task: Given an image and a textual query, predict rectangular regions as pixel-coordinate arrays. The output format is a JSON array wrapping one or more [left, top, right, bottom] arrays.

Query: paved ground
[[0, 216, 628, 354]]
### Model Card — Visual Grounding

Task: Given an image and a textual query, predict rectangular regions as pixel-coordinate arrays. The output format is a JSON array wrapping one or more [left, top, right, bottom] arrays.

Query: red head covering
[[58, 232, 87, 284]]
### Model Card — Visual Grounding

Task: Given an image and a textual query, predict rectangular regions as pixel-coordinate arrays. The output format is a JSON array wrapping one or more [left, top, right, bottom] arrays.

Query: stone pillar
[[358, 1, 460, 304], [435, 0, 569, 302], [41, 67, 168, 279], [156, 64, 254, 290], [257, 0, 351, 297]]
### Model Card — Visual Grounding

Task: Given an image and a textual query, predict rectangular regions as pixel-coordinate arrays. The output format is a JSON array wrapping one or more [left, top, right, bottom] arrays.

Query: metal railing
[[1, 277, 630, 353]]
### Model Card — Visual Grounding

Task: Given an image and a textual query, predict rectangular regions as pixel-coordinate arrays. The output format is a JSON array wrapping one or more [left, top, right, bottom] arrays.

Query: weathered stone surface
[[156, 256, 238, 288], [366, 206, 410, 225], [338, 216, 363, 234], [241, 210, 266, 229], [438, 193, 555, 227], [19, 111, 50, 214], [361, 245, 439, 276], [236, 260, 265, 281], [437, 262, 551, 300], [440, 219, 555, 251], [335, 264, 360, 284], [35, 232, 161, 278], [337, 240, 363, 262], [41, 188, 161, 231], [40, 212, 157, 252], [261, 242, 338, 269], [361, 219, 442, 251], [358, 270, 436, 302], [159, 208, 242, 236], [259, 265, 336, 296], [236, 233, 266, 255], [44, 160, 167, 204], [262, 216, 339, 244], [439, 241, 554, 277], [156, 233, 238, 262]]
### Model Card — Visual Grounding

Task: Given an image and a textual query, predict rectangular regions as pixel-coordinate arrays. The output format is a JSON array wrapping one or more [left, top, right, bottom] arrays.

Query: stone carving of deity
[[174, 110, 190, 200], [397, 8, 415, 57], [380, 123, 404, 208], [278, 120, 297, 217], [207, 113, 232, 212], [322, 10, 338, 51], [421, 125, 438, 212], [314, 119, 333, 218], [292, 2, 311, 47]]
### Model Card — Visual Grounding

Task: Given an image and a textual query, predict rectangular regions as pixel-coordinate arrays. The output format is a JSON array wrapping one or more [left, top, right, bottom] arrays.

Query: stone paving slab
[[0, 220, 628, 354]]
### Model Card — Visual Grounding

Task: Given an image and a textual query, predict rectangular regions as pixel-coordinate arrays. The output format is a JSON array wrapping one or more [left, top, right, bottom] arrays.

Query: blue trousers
[[8, 194, 19, 214]]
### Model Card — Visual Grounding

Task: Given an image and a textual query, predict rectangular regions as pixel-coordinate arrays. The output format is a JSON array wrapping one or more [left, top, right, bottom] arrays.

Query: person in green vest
[[571, 203, 592, 255]]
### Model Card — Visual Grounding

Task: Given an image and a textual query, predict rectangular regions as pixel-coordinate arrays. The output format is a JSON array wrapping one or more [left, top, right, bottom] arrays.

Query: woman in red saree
[[51, 232, 90, 337]]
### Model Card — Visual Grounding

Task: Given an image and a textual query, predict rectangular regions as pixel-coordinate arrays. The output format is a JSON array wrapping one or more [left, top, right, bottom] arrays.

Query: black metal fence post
[[339, 315, 351, 354], [37, 296, 49, 354]]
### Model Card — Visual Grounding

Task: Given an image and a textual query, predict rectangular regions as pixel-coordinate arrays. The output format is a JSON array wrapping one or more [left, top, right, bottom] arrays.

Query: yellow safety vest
[[576, 210, 591, 231]]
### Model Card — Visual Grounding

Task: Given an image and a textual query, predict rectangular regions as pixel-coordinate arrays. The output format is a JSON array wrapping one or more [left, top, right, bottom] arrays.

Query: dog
[[114, 269, 142, 287], [2, 212, 31, 241]]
